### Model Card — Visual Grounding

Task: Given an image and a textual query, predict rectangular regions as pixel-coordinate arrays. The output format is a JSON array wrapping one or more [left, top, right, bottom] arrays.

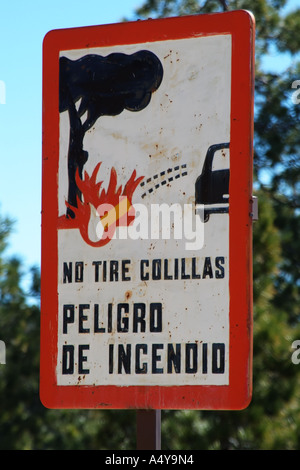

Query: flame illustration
[[58, 162, 144, 247]]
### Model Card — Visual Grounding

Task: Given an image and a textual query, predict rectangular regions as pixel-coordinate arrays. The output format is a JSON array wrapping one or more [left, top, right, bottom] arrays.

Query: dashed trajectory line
[[140, 164, 188, 198]]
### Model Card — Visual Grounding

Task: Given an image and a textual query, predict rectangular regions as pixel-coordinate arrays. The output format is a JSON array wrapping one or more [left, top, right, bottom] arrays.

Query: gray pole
[[136, 410, 161, 450]]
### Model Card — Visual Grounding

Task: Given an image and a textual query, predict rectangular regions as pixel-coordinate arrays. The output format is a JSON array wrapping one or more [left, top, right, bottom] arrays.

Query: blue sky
[[0, 0, 299, 292], [0, 0, 140, 290]]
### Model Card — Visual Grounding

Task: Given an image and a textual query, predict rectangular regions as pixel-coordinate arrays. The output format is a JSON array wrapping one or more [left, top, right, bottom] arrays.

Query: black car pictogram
[[195, 143, 230, 222]]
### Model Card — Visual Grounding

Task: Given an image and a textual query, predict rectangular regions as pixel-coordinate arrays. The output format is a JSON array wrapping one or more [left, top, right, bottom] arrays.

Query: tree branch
[[218, 0, 228, 11]]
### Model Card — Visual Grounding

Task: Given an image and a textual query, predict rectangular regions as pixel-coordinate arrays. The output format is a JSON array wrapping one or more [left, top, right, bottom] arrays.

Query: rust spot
[[125, 290, 132, 300]]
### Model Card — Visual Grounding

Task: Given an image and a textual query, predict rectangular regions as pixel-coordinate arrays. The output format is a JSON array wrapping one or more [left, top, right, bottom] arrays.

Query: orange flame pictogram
[[58, 162, 144, 247]]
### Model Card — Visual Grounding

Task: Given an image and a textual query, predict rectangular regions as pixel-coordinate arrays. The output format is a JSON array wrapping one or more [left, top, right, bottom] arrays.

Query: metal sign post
[[137, 410, 161, 450], [41, 11, 254, 412]]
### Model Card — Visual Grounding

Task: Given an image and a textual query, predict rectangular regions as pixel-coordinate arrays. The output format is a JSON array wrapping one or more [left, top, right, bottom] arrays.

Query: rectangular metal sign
[[40, 11, 255, 409]]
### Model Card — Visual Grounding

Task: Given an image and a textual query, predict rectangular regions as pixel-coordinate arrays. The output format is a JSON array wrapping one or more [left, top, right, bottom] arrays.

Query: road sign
[[41, 11, 255, 410]]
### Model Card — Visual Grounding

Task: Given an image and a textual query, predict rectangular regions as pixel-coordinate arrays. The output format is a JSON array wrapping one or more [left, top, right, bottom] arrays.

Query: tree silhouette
[[59, 50, 164, 218]]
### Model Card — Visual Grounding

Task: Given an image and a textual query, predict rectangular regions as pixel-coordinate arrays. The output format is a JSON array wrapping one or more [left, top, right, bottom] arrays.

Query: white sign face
[[56, 34, 232, 388]]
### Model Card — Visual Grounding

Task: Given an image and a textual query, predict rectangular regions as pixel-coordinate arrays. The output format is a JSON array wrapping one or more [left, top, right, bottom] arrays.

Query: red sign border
[[40, 10, 255, 410]]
